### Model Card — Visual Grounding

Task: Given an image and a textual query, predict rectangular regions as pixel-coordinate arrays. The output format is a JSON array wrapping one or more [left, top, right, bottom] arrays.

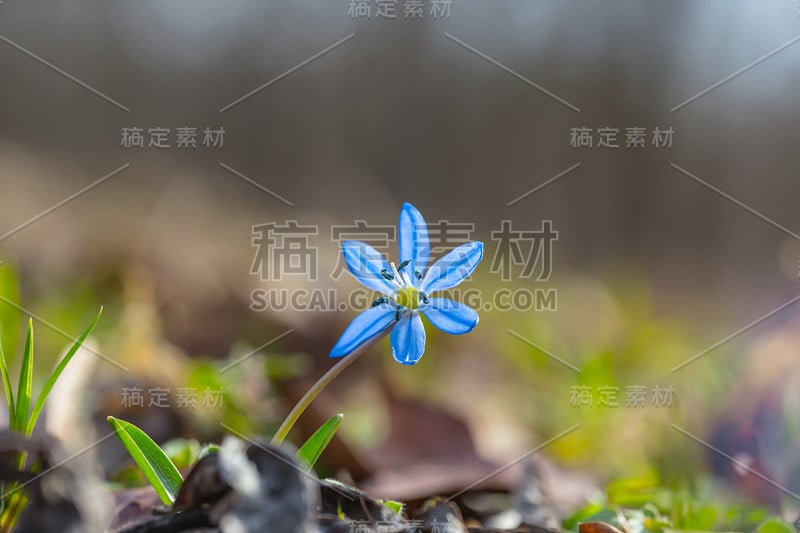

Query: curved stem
[[271, 332, 388, 445]]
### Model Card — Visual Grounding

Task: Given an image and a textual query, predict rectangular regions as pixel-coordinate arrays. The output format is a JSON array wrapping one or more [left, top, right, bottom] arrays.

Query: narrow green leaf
[[13, 320, 33, 432], [107, 416, 183, 505], [0, 325, 15, 423], [296, 413, 343, 470], [25, 308, 102, 435]]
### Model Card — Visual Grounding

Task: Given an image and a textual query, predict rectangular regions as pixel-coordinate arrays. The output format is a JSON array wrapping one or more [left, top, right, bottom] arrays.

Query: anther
[[371, 296, 389, 307]]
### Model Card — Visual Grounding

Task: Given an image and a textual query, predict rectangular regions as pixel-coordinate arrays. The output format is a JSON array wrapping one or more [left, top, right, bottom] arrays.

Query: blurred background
[[1, 0, 800, 527]]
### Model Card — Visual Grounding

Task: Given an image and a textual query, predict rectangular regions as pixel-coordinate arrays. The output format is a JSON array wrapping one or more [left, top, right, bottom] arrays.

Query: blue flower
[[330, 203, 483, 365]]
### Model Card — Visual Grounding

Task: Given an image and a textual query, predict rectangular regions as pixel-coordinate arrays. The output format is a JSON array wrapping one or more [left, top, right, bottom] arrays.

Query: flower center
[[395, 286, 420, 310], [378, 261, 428, 312]]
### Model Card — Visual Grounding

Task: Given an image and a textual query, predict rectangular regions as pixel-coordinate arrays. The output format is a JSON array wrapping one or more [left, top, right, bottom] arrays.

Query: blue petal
[[398, 203, 430, 275], [422, 298, 479, 335], [342, 240, 394, 294], [330, 305, 396, 358], [390, 311, 426, 365], [421, 241, 484, 293]]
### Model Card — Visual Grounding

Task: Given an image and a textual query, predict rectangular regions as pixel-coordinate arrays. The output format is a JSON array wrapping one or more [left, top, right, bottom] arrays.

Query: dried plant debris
[[577, 522, 625, 533], [109, 435, 564, 533], [512, 459, 560, 530], [411, 497, 557, 533], [413, 498, 469, 533], [0, 431, 109, 533], [320, 478, 401, 524], [112, 436, 317, 533], [172, 453, 229, 512], [212, 436, 318, 533]]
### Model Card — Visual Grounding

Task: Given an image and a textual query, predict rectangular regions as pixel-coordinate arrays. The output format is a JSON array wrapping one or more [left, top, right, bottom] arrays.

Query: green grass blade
[[107, 416, 183, 505], [13, 320, 33, 432], [0, 326, 15, 422], [296, 413, 343, 470], [25, 308, 102, 435]]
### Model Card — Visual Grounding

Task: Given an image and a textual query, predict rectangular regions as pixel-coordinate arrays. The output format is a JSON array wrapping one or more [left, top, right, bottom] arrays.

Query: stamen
[[414, 270, 422, 280], [397, 259, 411, 271], [371, 296, 389, 307], [420, 292, 429, 305], [380, 269, 394, 281]]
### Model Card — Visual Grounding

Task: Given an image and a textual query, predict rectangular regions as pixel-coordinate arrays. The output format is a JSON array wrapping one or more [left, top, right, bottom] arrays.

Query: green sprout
[[0, 308, 102, 531]]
